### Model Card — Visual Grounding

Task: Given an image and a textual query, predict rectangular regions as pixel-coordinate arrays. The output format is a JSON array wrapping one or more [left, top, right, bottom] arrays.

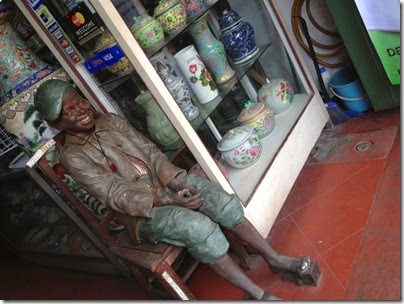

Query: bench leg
[[156, 262, 196, 300]]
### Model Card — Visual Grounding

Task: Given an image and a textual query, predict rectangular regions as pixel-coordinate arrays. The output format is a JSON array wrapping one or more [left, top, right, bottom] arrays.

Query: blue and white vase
[[219, 9, 259, 65]]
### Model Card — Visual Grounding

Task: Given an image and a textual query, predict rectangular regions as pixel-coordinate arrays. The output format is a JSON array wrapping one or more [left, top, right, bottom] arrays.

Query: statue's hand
[[167, 177, 200, 197], [153, 189, 203, 210]]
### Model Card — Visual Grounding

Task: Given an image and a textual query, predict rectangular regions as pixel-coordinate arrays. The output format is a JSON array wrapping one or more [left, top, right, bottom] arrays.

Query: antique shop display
[[219, 9, 259, 64], [130, 14, 165, 55], [257, 78, 294, 114], [153, 0, 187, 35], [173, 45, 219, 104], [135, 90, 183, 149], [188, 12, 235, 84], [157, 63, 200, 121], [94, 31, 134, 76], [0, 4, 67, 153], [237, 101, 275, 139], [217, 125, 262, 168]]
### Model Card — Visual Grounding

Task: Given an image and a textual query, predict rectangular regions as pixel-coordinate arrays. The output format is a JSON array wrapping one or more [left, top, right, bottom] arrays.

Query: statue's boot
[[230, 218, 321, 286]]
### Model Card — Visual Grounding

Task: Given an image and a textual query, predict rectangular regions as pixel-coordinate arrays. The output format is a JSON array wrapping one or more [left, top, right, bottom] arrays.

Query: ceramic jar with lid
[[94, 31, 134, 76], [217, 125, 262, 168], [219, 9, 259, 64], [237, 101, 275, 139], [153, 0, 187, 35], [157, 62, 200, 121], [257, 78, 294, 114], [130, 14, 165, 55]]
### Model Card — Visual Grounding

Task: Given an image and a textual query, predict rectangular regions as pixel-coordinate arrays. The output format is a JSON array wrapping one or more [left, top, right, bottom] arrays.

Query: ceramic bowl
[[257, 78, 294, 114], [154, 0, 187, 35], [131, 14, 165, 55], [94, 31, 134, 76], [237, 101, 275, 138], [217, 125, 262, 168]]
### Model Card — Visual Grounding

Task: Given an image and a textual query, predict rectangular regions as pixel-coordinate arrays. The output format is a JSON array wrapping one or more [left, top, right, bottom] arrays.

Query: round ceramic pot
[[219, 9, 259, 64], [94, 31, 134, 76], [154, 0, 187, 35], [257, 78, 294, 114], [130, 14, 165, 55], [217, 125, 262, 169], [237, 101, 275, 139]]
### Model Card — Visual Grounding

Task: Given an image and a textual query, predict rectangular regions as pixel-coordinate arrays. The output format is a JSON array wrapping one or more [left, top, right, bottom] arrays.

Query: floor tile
[[284, 162, 370, 214], [339, 108, 400, 135], [345, 130, 400, 300], [348, 160, 386, 194], [290, 179, 374, 254], [267, 215, 319, 259], [321, 229, 364, 288], [186, 264, 245, 300]]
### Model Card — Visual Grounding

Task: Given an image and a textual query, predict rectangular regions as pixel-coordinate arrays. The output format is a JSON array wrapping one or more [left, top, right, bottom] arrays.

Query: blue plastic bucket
[[329, 68, 372, 112]]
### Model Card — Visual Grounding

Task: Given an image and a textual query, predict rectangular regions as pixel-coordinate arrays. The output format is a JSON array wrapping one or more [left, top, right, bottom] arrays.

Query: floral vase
[[0, 4, 68, 154], [157, 63, 200, 121], [173, 45, 218, 104], [135, 90, 183, 150], [188, 12, 235, 84]]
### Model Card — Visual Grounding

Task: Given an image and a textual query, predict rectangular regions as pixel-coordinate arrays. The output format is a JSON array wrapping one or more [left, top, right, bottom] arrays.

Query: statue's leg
[[137, 205, 281, 299], [208, 254, 280, 300], [231, 218, 321, 286]]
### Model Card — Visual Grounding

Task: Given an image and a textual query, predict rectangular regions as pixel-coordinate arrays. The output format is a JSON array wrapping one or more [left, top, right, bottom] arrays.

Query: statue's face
[[52, 88, 95, 134]]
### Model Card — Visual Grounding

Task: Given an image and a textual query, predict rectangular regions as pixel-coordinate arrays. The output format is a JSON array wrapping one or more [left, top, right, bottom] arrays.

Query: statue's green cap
[[34, 79, 72, 122]]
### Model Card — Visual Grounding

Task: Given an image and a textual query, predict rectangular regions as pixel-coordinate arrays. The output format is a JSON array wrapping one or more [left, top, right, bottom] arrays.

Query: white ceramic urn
[[257, 78, 294, 114]]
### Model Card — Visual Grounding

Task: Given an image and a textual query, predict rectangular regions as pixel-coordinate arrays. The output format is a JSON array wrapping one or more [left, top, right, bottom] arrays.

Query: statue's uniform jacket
[[60, 113, 244, 263]]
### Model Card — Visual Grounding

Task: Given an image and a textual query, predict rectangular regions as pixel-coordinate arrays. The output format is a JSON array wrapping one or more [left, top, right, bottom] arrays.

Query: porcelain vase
[[135, 90, 183, 150], [157, 63, 200, 121], [188, 13, 235, 84], [173, 45, 218, 104], [0, 5, 68, 154]]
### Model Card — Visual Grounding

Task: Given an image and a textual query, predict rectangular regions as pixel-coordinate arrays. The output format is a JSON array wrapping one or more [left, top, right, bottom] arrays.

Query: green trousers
[[137, 174, 244, 264]]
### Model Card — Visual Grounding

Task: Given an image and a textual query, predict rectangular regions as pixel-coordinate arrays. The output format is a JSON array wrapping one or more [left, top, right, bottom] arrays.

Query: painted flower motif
[[249, 145, 260, 157], [146, 31, 155, 39], [189, 64, 198, 74]]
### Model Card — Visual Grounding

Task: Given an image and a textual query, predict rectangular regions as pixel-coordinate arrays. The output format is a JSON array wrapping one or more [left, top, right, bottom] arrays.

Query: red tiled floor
[[0, 107, 400, 300]]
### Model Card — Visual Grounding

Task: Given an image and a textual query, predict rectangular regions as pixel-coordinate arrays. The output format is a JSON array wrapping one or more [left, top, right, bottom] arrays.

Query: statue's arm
[[60, 149, 155, 218]]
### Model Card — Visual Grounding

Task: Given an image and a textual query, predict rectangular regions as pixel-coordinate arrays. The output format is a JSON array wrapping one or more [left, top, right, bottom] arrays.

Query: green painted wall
[[325, 0, 400, 111]]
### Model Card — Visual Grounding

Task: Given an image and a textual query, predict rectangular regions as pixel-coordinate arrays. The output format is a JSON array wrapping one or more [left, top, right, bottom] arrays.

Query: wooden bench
[[27, 133, 254, 300]]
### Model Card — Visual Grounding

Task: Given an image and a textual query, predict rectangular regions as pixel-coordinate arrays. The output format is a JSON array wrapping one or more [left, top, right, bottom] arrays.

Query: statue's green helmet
[[34, 79, 72, 122]]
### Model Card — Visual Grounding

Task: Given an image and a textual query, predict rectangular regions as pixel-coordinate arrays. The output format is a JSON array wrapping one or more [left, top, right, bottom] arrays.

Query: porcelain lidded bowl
[[130, 14, 165, 55], [94, 31, 134, 76], [217, 125, 262, 169], [154, 0, 187, 35], [257, 78, 294, 114], [237, 101, 275, 139]]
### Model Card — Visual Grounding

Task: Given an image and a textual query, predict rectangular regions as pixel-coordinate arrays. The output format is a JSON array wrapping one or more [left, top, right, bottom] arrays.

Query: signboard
[[34, 5, 83, 65], [354, 0, 400, 85], [84, 45, 125, 74], [66, 2, 103, 45]]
